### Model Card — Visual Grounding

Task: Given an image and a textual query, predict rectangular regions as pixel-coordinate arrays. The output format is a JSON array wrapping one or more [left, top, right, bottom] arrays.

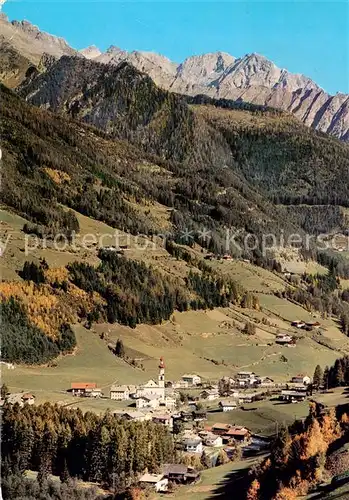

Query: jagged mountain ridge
[[17, 55, 349, 212], [0, 13, 348, 141], [0, 14, 78, 64], [89, 49, 349, 142]]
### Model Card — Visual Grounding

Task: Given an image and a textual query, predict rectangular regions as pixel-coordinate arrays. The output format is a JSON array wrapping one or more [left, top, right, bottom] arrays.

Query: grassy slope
[[3, 208, 348, 412]]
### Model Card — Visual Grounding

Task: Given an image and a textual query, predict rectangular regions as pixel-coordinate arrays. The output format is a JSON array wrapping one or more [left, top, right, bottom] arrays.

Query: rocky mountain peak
[[79, 45, 102, 59], [105, 45, 123, 55]]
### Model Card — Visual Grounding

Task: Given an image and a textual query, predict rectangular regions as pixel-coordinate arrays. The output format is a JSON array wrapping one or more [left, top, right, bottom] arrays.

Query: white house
[[202, 433, 223, 447], [139, 473, 168, 492], [85, 387, 102, 398], [110, 385, 130, 400], [219, 400, 237, 412], [281, 390, 306, 402], [183, 437, 203, 454], [70, 383, 97, 397], [22, 393, 36, 405], [291, 375, 311, 385], [164, 392, 177, 409], [276, 334, 293, 345], [181, 374, 202, 386], [236, 372, 257, 387], [136, 394, 160, 410]]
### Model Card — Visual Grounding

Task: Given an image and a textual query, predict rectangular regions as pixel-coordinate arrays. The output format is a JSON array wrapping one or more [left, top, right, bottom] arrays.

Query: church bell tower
[[158, 357, 165, 388]]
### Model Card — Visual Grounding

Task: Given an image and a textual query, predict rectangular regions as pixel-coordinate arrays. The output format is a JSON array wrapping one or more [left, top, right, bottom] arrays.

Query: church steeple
[[158, 357, 165, 388]]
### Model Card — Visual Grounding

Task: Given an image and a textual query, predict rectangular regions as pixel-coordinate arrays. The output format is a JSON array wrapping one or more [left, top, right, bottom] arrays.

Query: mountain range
[[0, 13, 348, 142]]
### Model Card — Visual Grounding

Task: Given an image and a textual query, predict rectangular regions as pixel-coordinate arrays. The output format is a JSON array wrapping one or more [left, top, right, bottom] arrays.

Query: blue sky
[[3, 1, 348, 94]]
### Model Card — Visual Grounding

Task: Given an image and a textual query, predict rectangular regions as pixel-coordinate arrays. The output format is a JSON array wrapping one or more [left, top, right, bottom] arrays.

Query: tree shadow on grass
[[207, 455, 266, 500]]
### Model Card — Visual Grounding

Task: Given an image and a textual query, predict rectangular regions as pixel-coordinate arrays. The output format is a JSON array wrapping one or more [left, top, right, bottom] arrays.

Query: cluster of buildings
[[219, 371, 276, 390], [178, 422, 251, 456]]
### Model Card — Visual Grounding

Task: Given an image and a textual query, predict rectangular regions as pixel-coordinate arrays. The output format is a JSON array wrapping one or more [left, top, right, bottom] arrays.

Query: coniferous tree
[[323, 366, 330, 390], [115, 339, 125, 358], [1, 383, 9, 400], [313, 365, 323, 389]]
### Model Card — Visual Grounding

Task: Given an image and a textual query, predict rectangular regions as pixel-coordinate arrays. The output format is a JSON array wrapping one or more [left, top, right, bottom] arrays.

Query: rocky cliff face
[[1, 14, 348, 141]]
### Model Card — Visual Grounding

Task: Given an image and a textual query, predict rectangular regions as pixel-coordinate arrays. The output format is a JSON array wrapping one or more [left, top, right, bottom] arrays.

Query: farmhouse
[[193, 409, 207, 421], [219, 400, 237, 412], [200, 432, 223, 447], [182, 437, 203, 454], [163, 464, 201, 484], [258, 377, 276, 388], [139, 473, 168, 493], [224, 426, 250, 443], [181, 374, 202, 386], [110, 385, 130, 400], [85, 387, 102, 398], [152, 415, 173, 428], [70, 383, 97, 397], [7, 392, 36, 406], [211, 423, 231, 436], [237, 371, 255, 379], [291, 320, 306, 328], [164, 393, 177, 409], [220, 375, 236, 386], [200, 389, 219, 401], [275, 334, 293, 345], [180, 410, 193, 422], [22, 393, 36, 405], [236, 371, 257, 387], [237, 393, 263, 404], [291, 374, 311, 385], [287, 382, 308, 392], [167, 380, 189, 389], [136, 394, 160, 410], [305, 321, 321, 330], [115, 411, 151, 422], [281, 390, 306, 402]]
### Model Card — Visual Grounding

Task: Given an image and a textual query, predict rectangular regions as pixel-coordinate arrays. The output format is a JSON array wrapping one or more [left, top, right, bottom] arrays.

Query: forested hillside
[[2, 82, 303, 257], [18, 56, 349, 235], [2, 58, 349, 365]]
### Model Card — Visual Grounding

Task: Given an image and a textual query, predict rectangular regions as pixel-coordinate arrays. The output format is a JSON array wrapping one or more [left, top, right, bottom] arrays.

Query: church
[[136, 357, 166, 401]]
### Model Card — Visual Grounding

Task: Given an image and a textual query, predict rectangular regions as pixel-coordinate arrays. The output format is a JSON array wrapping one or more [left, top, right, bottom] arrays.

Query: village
[[2, 356, 317, 494]]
